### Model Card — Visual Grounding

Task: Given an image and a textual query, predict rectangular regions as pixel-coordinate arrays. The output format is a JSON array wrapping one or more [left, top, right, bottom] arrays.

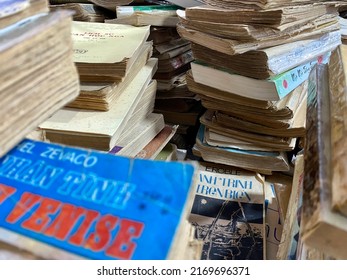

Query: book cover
[[0, 139, 196, 260], [189, 162, 265, 260]]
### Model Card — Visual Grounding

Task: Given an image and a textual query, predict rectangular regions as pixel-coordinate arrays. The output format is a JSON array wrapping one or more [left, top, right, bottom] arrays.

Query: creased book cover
[[0, 139, 195, 260], [189, 162, 265, 260]]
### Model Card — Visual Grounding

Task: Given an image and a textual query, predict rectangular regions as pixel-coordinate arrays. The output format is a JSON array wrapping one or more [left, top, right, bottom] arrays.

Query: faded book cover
[[0, 139, 197, 260], [189, 162, 265, 260]]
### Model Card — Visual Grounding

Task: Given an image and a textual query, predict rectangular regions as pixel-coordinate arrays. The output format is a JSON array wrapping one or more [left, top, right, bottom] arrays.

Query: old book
[[201, 111, 296, 151], [179, 9, 338, 40], [204, 84, 308, 138], [199, 0, 326, 11], [155, 143, 178, 161], [110, 113, 165, 157], [177, 23, 340, 56], [186, 71, 275, 109], [184, 4, 335, 26], [154, 102, 203, 126], [157, 50, 194, 73], [0, 139, 201, 259], [153, 37, 190, 56], [276, 154, 303, 260], [300, 62, 347, 259], [135, 125, 178, 159], [190, 42, 333, 80], [38, 59, 157, 151], [67, 42, 153, 111], [49, 3, 114, 22], [166, 0, 203, 7], [264, 173, 292, 259], [155, 44, 191, 60], [148, 27, 180, 45], [329, 45, 347, 216], [190, 53, 330, 101], [0, 10, 80, 158], [194, 125, 290, 173], [189, 161, 266, 260], [72, 22, 150, 82], [204, 127, 296, 152], [88, 0, 132, 11], [0, 0, 48, 29], [116, 4, 178, 16], [108, 79, 162, 157], [199, 80, 306, 122], [105, 5, 179, 27]]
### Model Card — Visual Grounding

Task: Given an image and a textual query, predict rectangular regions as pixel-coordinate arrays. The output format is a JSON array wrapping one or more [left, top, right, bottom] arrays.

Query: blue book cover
[[0, 139, 195, 260]]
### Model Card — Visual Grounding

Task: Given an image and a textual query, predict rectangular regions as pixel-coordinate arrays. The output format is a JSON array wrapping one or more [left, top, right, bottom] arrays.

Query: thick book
[[300, 61, 347, 259], [194, 125, 290, 173], [184, 4, 335, 26], [190, 58, 320, 101], [0, 139, 200, 260], [200, 0, 325, 10], [67, 42, 153, 111], [0, 10, 80, 158], [189, 161, 266, 260], [329, 45, 347, 216]]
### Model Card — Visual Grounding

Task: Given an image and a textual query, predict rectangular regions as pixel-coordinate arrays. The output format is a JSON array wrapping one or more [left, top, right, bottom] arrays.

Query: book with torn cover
[[189, 161, 266, 260], [0, 139, 201, 260]]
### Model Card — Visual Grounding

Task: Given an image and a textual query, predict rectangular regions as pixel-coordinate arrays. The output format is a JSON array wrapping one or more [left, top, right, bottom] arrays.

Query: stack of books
[[106, 2, 204, 150], [0, 0, 80, 157], [177, 0, 341, 174], [173, 0, 344, 260], [38, 21, 166, 155]]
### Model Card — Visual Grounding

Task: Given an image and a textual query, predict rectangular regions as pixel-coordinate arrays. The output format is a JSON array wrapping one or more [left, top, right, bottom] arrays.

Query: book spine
[[272, 53, 330, 99]]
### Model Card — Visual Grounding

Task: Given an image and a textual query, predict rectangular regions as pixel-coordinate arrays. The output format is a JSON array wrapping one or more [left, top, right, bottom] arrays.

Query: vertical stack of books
[[106, 1, 204, 151], [175, 0, 342, 260], [37, 21, 168, 157], [0, 0, 80, 158], [177, 0, 341, 174]]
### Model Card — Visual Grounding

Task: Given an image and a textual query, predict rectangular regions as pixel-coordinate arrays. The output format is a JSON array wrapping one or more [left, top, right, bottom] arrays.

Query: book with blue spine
[[0, 139, 199, 260]]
